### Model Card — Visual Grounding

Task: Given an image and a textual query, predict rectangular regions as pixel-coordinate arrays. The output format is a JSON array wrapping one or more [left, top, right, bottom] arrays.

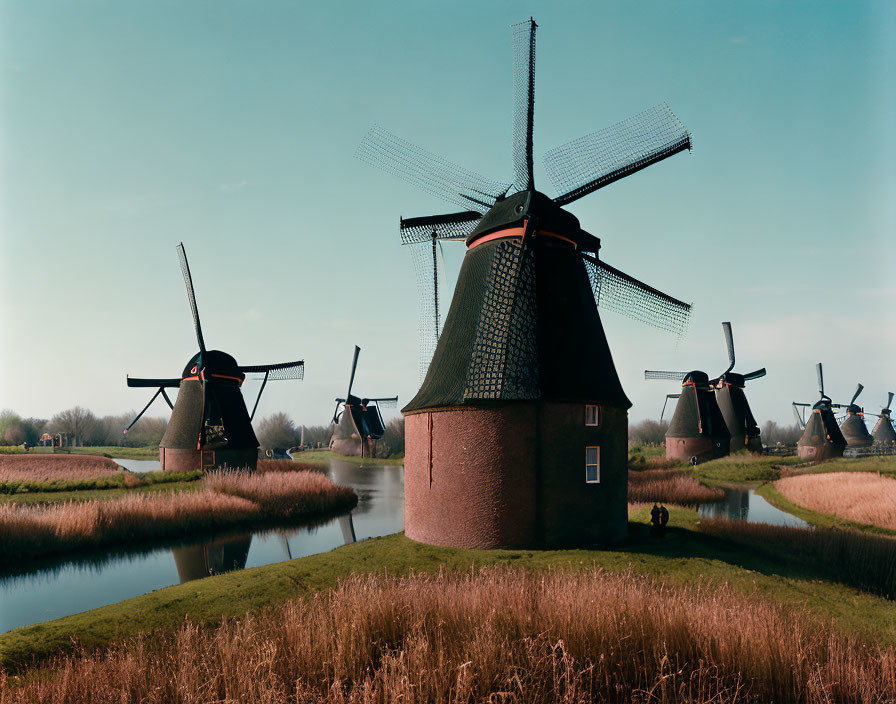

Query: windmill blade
[[346, 346, 360, 400], [399, 212, 482, 245], [368, 396, 399, 409], [511, 17, 537, 192], [582, 255, 691, 337], [545, 104, 692, 207], [792, 402, 810, 429], [356, 126, 510, 213], [645, 370, 688, 381], [239, 360, 305, 381], [331, 400, 344, 425], [661, 393, 680, 421], [850, 383, 864, 406], [127, 376, 181, 388], [887, 392, 894, 410], [743, 368, 767, 381], [816, 362, 824, 396], [124, 387, 174, 436], [721, 322, 735, 374], [177, 243, 206, 353]]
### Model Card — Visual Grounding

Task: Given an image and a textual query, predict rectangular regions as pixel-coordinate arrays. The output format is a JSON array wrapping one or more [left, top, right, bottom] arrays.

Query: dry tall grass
[[700, 518, 896, 598], [0, 471, 356, 563], [2, 568, 894, 703], [0, 455, 121, 482], [628, 469, 724, 505], [775, 471, 896, 530]]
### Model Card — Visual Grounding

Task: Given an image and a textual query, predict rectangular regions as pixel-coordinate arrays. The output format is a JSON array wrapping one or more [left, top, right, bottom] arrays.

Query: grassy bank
[[68, 446, 160, 460], [294, 450, 404, 467], [5, 568, 894, 703], [4, 506, 896, 673], [0, 471, 356, 566], [694, 454, 802, 484]]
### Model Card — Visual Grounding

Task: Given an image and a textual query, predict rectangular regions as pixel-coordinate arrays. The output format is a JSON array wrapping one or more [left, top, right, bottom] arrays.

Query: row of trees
[[255, 412, 405, 458], [0, 407, 168, 447], [628, 418, 803, 447]]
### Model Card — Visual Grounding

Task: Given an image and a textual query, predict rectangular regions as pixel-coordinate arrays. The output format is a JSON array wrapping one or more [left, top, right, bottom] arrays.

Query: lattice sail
[[545, 104, 692, 206], [408, 240, 443, 380], [584, 257, 691, 337], [357, 126, 508, 213], [399, 212, 481, 245], [511, 18, 537, 192], [645, 370, 688, 381], [240, 361, 305, 381]]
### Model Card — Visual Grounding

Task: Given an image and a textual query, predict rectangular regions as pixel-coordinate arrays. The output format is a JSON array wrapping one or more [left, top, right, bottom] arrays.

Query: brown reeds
[[700, 518, 896, 598], [774, 472, 896, 530], [0, 454, 121, 482], [3, 567, 894, 703], [0, 471, 356, 564], [628, 469, 724, 505]]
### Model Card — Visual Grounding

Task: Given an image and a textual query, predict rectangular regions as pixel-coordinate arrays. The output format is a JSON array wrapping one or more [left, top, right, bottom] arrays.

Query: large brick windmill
[[125, 244, 304, 472], [792, 363, 847, 461], [359, 19, 693, 548]]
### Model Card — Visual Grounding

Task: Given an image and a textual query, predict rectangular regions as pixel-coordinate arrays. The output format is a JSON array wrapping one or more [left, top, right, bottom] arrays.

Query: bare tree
[[762, 420, 802, 447], [4, 423, 25, 445], [375, 417, 405, 458], [256, 412, 299, 450], [48, 406, 99, 447], [629, 419, 669, 446]]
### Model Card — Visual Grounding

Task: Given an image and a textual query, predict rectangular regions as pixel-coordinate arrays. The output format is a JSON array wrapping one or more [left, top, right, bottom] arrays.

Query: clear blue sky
[[1, 1, 894, 428]]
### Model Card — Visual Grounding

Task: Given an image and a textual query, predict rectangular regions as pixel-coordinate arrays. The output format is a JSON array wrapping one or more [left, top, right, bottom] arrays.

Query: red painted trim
[[466, 226, 576, 250]]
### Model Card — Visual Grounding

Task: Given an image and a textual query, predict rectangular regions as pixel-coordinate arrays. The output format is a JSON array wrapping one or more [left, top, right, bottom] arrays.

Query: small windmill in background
[[869, 393, 896, 445], [329, 346, 398, 458], [125, 243, 304, 472], [837, 384, 873, 448], [792, 363, 847, 461]]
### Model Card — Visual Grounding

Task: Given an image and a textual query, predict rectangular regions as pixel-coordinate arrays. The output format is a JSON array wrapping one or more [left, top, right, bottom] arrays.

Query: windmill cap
[[682, 370, 709, 387], [466, 190, 600, 251], [812, 398, 833, 411], [182, 350, 245, 382], [846, 404, 862, 414], [717, 372, 745, 388]]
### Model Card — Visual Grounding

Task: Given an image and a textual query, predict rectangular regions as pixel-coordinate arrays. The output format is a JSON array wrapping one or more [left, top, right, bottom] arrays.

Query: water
[[112, 457, 162, 473], [0, 459, 404, 633], [698, 488, 810, 528]]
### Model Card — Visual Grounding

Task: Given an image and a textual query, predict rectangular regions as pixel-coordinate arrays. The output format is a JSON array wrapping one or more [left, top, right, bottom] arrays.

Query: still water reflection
[[0, 460, 403, 633], [698, 488, 810, 528]]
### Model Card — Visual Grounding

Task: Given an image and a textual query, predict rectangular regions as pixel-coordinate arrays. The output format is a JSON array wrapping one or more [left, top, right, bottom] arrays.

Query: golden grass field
[[628, 468, 724, 505], [0, 454, 122, 482], [2, 567, 893, 703], [774, 471, 896, 531]]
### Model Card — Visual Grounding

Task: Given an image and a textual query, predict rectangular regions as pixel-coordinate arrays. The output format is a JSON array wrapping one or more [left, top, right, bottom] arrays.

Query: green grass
[[694, 454, 803, 484], [4, 505, 896, 672], [66, 447, 160, 460], [756, 482, 896, 537], [0, 472, 202, 505], [785, 455, 896, 477], [293, 450, 404, 466]]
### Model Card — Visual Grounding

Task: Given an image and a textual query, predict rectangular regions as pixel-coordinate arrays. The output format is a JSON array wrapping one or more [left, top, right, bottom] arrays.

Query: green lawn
[[4, 504, 895, 672], [67, 446, 160, 460]]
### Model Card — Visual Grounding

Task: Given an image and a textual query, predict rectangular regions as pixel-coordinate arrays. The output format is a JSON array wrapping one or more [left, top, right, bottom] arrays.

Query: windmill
[[329, 346, 398, 458], [837, 384, 873, 448], [125, 243, 304, 472], [358, 19, 693, 549], [646, 322, 766, 460], [711, 322, 766, 453], [792, 363, 847, 461], [870, 393, 896, 445], [645, 370, 730, 463]]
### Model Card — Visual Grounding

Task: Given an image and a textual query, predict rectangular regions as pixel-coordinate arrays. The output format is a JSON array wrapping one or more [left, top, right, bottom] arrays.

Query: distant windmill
[[360, 18, 693, 548], [711, 322, 766, 453], [837, 384, 873, 448], [125, 243, 304, 472], [645, 370, 730, 463], [330, 346, 398, 458], [792, 363, 846, 461], [869, 393, 896, 445]]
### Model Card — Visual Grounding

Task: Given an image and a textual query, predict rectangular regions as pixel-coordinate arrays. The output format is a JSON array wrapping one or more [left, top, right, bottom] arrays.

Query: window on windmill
[[585, 446, 600, 483], [585, 405, 599, 427]]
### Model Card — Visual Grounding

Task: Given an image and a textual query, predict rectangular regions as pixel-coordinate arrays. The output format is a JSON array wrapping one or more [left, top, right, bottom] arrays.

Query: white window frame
[[585, 445, 600, 484], [585, 404, 599, 427]]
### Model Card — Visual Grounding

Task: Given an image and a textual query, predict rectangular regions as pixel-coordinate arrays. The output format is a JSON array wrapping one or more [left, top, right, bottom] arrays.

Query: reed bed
[[0, 470, 356, 564], [700, 518, 896, 599], [773, 472, 896, 530], [628, 469, 724, 505], [0, 455, 121, 482], [3, 567, 894, 703]]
